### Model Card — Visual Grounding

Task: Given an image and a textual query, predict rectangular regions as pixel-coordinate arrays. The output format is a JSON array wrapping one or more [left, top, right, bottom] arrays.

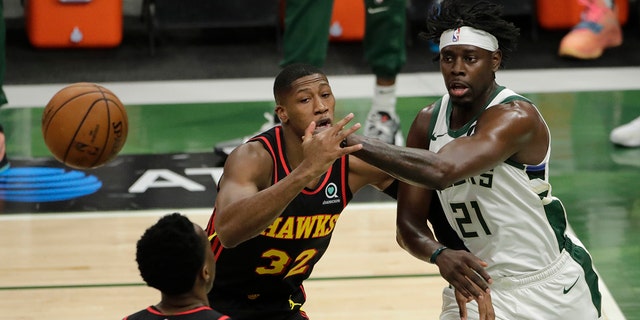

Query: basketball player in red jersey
[[205, 63, 471, 319], [124, 213, 230, 320], [205, 63, 392, 319]]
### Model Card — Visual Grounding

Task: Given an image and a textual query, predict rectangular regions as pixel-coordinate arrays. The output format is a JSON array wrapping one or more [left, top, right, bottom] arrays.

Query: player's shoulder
[[200, 308, 231, 319], [480, 99, 543, 136], [422, 99, 442, 113], [495, 90, 536, 110], [227, 139, 272, 164], [413, 101, 441, 124], [490, 98, 538, 119], [222, 140, 274, 188]]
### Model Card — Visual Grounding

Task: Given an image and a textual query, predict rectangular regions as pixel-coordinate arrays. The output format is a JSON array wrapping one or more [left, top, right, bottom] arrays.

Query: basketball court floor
[[0, 66, 639, 319]]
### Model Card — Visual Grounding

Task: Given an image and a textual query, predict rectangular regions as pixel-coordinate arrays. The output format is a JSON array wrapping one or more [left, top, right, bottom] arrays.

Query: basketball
[[42, 82, 128, 169]]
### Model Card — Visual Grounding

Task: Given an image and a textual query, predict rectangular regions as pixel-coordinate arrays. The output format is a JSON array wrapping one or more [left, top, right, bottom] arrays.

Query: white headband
[[439, 26, 499, 52]]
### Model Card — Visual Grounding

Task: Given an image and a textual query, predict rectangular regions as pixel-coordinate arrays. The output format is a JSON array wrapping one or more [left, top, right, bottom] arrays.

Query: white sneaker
[[364, 110, 403, 146], [610, 116, 640, 147], [214, 112, 276, 157]]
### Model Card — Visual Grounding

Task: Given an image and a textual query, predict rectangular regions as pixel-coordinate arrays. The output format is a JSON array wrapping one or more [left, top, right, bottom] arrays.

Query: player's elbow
[[214, 220, 244, 248], [396, 230, 409, 251], [420, 162, 457, 190], [216, 229, 241, 248], [395, 221, 414, 252], [431, 178, 453, 191]]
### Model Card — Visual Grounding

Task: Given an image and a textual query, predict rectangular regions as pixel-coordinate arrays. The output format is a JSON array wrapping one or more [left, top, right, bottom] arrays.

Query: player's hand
[[455, 282, 495, 320], [300, 113, 362, 176], [476, 288, 494, 320], [435, 249, 492, 300]]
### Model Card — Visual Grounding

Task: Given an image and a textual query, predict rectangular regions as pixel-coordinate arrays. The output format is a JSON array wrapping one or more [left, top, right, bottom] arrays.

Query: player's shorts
[[440, 250, 602, 320]]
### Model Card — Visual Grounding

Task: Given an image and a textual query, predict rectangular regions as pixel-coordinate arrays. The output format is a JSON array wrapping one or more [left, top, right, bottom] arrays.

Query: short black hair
[[273, 63, 326, 104], [136, 212, 206, 295], [422, 0, 520, 66]]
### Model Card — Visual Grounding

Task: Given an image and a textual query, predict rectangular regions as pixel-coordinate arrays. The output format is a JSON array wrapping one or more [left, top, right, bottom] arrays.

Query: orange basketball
[[42, 82, 128, 169]]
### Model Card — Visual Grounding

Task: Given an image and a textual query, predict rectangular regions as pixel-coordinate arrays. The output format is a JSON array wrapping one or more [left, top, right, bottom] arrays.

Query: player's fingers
[[468, 268, 492, 293], [303, 121, 317, 141], [461, 281, 481, 300], [455, 290, 468, 320], [474, 266, 493, 286], [335, 113, 355, 129], [471, 259, 492, 280], [339, 144, 363, 155], [450, 278, 476, 301], [477, 294, 487, 320], [478, 294, 496, 320], [333, 114, 360, 145], [341, 122, 361, 137]]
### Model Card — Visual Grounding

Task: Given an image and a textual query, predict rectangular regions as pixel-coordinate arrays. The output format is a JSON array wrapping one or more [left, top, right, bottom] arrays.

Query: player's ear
[[275, 105, 288, 123], [201, 263, 211, 281], [491, 50, 502, 72]]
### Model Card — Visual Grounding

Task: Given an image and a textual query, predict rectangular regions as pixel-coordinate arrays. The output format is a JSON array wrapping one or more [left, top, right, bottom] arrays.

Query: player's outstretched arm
[[345, 103, 541, 190], [214, 114, 361, 248]]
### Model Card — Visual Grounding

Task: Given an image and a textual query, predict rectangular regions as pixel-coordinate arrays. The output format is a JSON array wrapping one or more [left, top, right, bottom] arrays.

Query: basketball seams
[[42, 90, 105, 134], [89, 100, 112, 168], [92, 86, 125, 168], [43, 82, 128, 169], [62, 98, 108, 167]]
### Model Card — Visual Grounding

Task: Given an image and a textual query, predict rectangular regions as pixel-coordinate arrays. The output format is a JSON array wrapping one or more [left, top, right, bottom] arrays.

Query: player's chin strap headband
[[439, 26, 499, 52]]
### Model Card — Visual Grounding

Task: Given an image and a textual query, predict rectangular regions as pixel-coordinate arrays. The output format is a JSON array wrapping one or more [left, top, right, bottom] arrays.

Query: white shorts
[[440, 250, 601, 320]]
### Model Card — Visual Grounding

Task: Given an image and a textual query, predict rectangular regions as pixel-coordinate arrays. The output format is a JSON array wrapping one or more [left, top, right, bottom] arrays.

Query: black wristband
[[340, 138, 347, 148], [429, 246, 448, 264]]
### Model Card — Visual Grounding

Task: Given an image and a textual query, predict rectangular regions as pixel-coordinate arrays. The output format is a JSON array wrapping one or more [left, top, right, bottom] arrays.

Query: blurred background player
[[214, 0, 406, 158], [280, 0, 406, 145], [123, 212, 230, 320]]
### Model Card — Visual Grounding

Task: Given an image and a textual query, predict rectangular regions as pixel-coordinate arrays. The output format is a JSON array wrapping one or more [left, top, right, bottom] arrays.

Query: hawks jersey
[[206, 125, 352, 317], [123, 306, 230, 320], [428, 86, 596, 278]]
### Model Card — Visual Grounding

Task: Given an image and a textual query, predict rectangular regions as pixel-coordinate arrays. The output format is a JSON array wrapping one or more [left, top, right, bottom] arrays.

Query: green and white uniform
[[428, 86, 602, 319]]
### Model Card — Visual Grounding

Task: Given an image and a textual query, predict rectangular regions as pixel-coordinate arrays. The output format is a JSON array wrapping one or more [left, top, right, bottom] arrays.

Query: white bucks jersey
[[429, 87, 569, 277]]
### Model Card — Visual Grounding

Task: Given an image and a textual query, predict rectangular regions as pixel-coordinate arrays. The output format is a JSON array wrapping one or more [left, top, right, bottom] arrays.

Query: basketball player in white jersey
[[344, 1, 602, 319]]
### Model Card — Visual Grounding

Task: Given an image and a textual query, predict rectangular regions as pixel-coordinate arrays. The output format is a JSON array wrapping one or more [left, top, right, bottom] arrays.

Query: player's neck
[[282, 129, 305, 168], [282, 133, 325, 189], [156, 295, 208, 314], [450, 82, 498, 128]]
